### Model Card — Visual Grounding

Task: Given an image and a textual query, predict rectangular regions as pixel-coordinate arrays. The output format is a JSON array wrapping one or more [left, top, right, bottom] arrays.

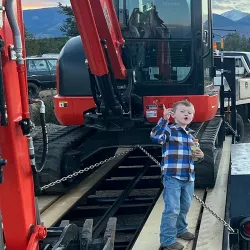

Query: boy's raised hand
[[163, 104, 173, 120]]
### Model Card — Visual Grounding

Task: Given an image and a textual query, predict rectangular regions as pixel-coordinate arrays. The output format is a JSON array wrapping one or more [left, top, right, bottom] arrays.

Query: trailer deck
[[35, 136, 240, 250]]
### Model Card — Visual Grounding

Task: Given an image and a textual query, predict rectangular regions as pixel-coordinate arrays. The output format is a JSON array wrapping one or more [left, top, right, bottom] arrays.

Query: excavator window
[[123, 0, 191, 39], [117, 0, 192, 83]]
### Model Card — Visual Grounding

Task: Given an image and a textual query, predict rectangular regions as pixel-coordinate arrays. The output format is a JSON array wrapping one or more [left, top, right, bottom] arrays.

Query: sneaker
[[177, 231, 195, 240], [159, 242, 184, 250]]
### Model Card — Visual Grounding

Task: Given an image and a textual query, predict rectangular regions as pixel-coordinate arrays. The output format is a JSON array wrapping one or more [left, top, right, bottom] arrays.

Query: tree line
[[216, 33, 250, 51], [25, 3, 250, 56], [25, 28, 68, 56]]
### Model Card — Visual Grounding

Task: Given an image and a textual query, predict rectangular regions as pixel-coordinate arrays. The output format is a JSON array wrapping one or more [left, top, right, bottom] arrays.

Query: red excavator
[[50, 0, 230, 193], [31, 0, 229, 196], [0, 0, 239, 249], [33, 0, 230, 195]]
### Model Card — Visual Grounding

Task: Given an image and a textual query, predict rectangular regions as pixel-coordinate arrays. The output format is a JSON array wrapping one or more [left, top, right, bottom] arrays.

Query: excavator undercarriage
[[33, 114, 224, 195]]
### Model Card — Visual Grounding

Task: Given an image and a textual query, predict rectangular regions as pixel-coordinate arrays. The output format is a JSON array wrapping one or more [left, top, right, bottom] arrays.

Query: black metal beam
[[70, 203, 153, 218], [85, 196, 155, 206], [98, 177, 161, 190], [109, 165, 161, 178], [214, 57, 237, 142], [92, 153, 158, 239], [76, 127, 160, 162]]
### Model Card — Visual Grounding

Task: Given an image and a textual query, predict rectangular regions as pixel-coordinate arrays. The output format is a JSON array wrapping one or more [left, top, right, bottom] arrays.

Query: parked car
[[26, 56, 58, 98]]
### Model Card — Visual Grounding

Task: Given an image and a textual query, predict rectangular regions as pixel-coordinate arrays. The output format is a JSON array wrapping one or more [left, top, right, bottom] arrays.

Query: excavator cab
[[54, 0, 216, 131]]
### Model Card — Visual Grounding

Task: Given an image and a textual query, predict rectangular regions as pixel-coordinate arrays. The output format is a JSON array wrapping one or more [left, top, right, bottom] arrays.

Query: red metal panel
[[143, 94, 219, 123], [54, 93, 219, 126], [54, 95, 96, 125]]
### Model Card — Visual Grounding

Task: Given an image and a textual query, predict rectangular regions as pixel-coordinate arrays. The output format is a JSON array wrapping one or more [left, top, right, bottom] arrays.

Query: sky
[[22, 0, 69, 10], [213, 0, 250, 14], [22, 0, 250, 14]]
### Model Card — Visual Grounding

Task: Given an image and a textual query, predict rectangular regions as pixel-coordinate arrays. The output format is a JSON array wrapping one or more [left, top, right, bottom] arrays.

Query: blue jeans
[[160, 175, 194, 247]]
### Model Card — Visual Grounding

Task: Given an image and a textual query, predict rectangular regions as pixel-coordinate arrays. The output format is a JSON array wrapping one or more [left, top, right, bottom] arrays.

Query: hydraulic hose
[[101, 39, 129, 114], [0, 52, 7, 126], [39, 102, 48, 170], [28, 99, 48, 194], [5, 0, 23, 65], [30, 99, 48, 172], [5, 0, 30, 119], [5, 0, 45, 195], [5, 0, 49, 169]]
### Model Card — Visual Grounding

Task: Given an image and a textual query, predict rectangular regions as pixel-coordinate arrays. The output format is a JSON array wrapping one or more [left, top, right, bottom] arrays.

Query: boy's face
[[172, 104, 194, 126]]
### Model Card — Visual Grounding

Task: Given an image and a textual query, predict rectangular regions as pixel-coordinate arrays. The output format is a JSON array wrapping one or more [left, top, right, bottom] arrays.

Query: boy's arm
[[150, 117, 170, 145]]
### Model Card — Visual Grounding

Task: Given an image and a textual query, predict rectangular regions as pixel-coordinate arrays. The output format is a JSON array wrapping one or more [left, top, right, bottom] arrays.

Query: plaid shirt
[[150, 117, 198, 182]]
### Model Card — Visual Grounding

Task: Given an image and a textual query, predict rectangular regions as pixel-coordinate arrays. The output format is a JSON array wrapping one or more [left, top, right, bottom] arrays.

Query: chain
[[40, 148, 135, 190], [192, 193, 235, 233], [137, 145, 235, 233], [225, 121, 237, 136], [40, 122, 234, 233], [138, 120, 234, 233]]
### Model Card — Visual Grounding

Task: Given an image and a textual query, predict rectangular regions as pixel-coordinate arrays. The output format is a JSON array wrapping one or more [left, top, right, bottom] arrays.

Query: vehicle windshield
[[119, 0, 192, 82]]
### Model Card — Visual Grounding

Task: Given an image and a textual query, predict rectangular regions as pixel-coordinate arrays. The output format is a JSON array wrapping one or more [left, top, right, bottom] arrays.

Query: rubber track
[[34, 126, 96, 194], [193, 116, 223, 188]]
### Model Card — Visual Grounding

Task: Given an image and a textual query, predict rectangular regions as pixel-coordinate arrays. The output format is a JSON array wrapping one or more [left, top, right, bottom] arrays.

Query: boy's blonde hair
[[172, 100, 195, 113]]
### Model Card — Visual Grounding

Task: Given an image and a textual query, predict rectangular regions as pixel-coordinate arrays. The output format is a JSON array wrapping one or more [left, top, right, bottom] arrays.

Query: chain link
[[225, 121, 237, 136], [40, 122, 234, 233]]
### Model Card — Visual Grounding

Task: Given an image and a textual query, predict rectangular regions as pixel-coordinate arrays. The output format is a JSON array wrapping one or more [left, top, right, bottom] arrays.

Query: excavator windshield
[[122, 0, 191, 39], [118, 0, 192, 82]]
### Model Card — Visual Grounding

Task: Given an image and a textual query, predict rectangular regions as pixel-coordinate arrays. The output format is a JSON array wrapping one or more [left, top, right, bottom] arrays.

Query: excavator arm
[[0, 0, 46, 249], [70, 0, 126, 79], [70, 0, 132, 128]]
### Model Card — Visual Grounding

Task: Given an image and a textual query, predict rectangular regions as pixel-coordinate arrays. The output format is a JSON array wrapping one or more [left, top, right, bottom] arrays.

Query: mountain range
[[23, 7, 250, 39]]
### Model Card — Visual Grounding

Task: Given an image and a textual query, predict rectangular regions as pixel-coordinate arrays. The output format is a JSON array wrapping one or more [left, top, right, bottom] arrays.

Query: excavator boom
[[70, 0, 130, 123], [0, 0, 46, 249], [70, 0, 126, 79]]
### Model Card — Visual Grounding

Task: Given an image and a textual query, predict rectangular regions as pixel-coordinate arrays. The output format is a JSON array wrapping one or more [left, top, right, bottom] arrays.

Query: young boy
[[150, 100, 204, 250]]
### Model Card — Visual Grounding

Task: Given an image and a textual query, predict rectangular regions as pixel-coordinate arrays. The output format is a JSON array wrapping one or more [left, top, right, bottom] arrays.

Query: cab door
[[202, 0, 213, 93]]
